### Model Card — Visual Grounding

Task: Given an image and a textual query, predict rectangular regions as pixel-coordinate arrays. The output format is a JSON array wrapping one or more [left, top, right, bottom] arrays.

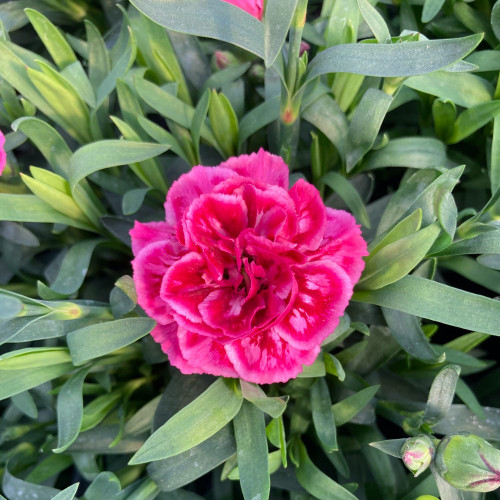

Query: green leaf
[[436, 230, 500, 256], [306, 34, 482, 81], [294, 440, 358, 500], [234, 400, 270, 500], [354, 275, 500, 336], [11, 390, 38, 419], [363, 137, 447, 171], [404, 71, 493, 108], [208, 90, 239, 157], [422, 0, 446, 22], [423, 364, 461, 426], [130, 378, 243, 464], [69, 140, 169, 189], [240, 380, 287, 418], [310, 377, 337, 452], [239, 97, 280, 148], [27, 61, 90, 143], [432, 99, 456, 142], [67, 317, 155, 365], [85, 20, 111, 91], [51, 484, 79, 500], [302, 94, 348, 156], [53, 367, 91, 453], [122, 188, 152, 216], [448, 101, 500, 144], [96, 27, 136, 107], [129, 0, 265, 58], [492, 117, 500, 193], [357, 0, 391, 43], [382, 308, 444, 363], [324, 353, 346, 381], [24, 9, 76, 70], [147, 425, 236, 491], [83, 472, 121, 500], [455, 378, 485, 419], [191, 89, 211, 163], [333, 385, 380, 426], [81, 390, 124, 432], [264, 0, 298, 67], [0, 294, 23, 320], [358, 222, 441, 290], [12, 117, 72, 177], [0, 348, 74, 400], [369, 438, 407, 458], [323, 172, 370, 227], [2, 468, 59, 500]]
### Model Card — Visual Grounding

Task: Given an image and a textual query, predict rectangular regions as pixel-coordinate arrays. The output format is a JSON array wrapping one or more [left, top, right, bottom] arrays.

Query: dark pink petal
[[151, 323, 205, 375], [225, 330, 320, 384], [219, 149, 289, 189], [220, 0, 264, 19], [178, 328, 238, 378], [160, 252, 220, 336], [289, 179, 326, 250], [313, 208, 369, 284], [164, 165, 236, 229], [273, 261, 352, 350], [132, 240, 183, 324], [199, 287, 265, 338], [130, 220, 179, 256]]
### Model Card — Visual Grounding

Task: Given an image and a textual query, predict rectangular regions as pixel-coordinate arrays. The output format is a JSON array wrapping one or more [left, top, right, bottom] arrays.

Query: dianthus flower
[[221, 0, 264, 20], [131, 150, 367, 383]]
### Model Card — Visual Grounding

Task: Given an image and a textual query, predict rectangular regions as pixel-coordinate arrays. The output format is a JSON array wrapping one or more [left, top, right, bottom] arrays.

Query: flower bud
[[212, 51, 240, 71], [401, 435, 435, 477], [435, 433, 500, 492]]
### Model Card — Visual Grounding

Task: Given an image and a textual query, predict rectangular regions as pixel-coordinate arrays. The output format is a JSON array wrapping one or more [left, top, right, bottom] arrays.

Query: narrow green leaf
[[0, 348, 73, 400], [83, 472, 121, 500], [358, 222, 441, 290], [492, 116, 500, 193], [129, 0, 265, 58], [354, 275, 500, 335], [238, 96, 280, 148], [264, 0, 298, 67], [53, 367, 91, 453], [234, 400, 270, 500], [0, 294, 23, 320], [422, 0, 446, 22], [436, 231, 500, 256], [85, 20, 110, 91], [302, 94, 348, 156], [67, 317, 155, 365], [332, 385, 380, 426], [122, 188, 152, 216], [2, 468, 59, 500], [455, 378, 485, 419], [357, 0, 391, 43], [11, 391, 38, 419], [81, 391, 123, 432], [295, 440, 358, 500], [383, 308, 444, 363], [306, 34, 482, 81], [404, 71, 493, 108], [322, 172, 370, 227], [310, 377, 337, 451], [363, 137, 446, 171], [0, 195, 94, 231], [240, 380, 287, 418], [69, 140, 168, 189], [25, 9, 76, 70], [423, 364, 461, 426], [324, 353, 345, 381], [346, 89, 392, 171], [147, 425, 236, 491], [448, 101, 500, 144], [51, 484, 79, 500], [191, 89, 211, 163], [369, 438, 407, 458], [130, 378, 243, 464]]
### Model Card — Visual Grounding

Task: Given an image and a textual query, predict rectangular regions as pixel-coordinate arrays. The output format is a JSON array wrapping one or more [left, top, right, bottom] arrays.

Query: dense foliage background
[[1, 0, 500, 498]]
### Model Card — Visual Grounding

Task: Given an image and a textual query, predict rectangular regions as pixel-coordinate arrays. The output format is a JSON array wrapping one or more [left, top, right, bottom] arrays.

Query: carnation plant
[[1, 0, 500, 499]]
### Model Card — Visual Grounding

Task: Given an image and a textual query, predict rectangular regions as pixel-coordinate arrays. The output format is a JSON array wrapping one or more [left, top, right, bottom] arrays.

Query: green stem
[[286, 0, 308, 94]]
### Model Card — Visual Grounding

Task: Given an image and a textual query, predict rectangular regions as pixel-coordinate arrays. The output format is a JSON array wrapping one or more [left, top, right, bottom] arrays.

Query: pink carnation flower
[[0, 131, 6, 175], [131, 150, 367, 384], [221, 0, 264, 20]]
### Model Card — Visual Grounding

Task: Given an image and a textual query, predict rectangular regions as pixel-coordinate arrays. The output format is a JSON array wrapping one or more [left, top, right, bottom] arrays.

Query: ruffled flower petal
[[130, 220, 178, 256]]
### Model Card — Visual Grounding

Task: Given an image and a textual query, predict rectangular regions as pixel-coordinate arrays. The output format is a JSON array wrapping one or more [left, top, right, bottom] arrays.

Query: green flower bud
[[401, 435, 435, 477], [211, 51, 240, 71], [435, 433, 500, 492]]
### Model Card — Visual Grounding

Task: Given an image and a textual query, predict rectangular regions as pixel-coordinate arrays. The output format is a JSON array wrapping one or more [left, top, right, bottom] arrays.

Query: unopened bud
[[401, 435, 435, 477], [212, 51, 240, 71], [435, 433, 500, 492]]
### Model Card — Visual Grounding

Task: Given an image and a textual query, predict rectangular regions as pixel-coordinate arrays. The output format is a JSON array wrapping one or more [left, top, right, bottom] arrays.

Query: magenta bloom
[[0, 131, 6, 175], [221, 0, 264, 20], [131, 150, 367, 384]]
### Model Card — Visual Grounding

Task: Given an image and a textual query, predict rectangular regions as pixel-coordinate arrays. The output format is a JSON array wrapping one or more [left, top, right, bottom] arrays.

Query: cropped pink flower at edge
[[221, 0, 264, 20], [0, 131, 6, 175], [130, 150, 368, 384]]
